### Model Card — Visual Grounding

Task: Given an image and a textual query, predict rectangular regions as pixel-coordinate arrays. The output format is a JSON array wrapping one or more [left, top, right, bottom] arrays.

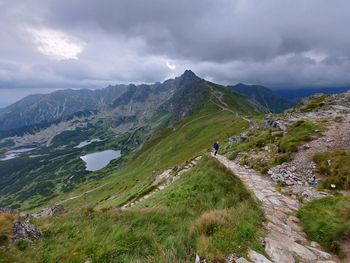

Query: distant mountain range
[[0, 71, 272, 133], [4, 71, 347, 134], [229, 83, 293, 113], [274, 87, 350, 103]]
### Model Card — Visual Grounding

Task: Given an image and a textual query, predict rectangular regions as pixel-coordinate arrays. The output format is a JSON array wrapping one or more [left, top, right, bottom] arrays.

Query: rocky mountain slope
[[0, 86, 128, 131], [229, 83, 293, 113]]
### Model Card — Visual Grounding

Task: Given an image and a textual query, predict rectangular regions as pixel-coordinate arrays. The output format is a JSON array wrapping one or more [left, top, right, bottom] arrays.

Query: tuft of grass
[[298, 196, 350, 257], [313, 150, 350, 190], [279, 120, 321, 153]]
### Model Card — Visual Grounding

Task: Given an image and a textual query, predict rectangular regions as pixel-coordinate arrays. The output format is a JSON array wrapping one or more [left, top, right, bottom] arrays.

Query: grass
[[1, 157, 264, 262], [298, 196, 350, 257], [0, 213, 16, 247], [279, 120, 322, 153], [313, 150, 350, 190]]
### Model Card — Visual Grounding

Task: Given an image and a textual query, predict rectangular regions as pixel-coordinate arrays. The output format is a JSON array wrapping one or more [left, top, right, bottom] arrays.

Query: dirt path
[[214, 154, 339, 263], [57, 183, 109, 204]]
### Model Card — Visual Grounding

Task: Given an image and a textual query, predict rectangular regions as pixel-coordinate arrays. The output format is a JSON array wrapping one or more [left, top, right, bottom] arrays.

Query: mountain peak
[[182, 69, 198, 78], [177, 70, 201, 84]]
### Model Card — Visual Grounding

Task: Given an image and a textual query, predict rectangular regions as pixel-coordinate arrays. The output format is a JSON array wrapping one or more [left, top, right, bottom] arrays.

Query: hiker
[[213, 141, 219, 156]]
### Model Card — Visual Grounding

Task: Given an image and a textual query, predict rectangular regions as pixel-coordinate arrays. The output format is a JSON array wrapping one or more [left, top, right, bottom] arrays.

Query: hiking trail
[[214, 154, 339, 263]]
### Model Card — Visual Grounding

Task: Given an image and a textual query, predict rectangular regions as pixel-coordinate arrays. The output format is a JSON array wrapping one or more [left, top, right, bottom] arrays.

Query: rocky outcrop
[[264, 116, 288, 131], [31, 204, 64, 218], [12, 220, 42, 244]]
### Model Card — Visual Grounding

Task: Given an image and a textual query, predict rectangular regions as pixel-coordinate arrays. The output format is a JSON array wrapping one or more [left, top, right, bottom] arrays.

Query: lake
[[80, 150, 121, 171], [0, 147, 36, 161]]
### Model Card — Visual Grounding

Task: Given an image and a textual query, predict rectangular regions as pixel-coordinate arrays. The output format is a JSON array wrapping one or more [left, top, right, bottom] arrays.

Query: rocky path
[[214, 154, 339, 263], [121, 156, 202, 209]]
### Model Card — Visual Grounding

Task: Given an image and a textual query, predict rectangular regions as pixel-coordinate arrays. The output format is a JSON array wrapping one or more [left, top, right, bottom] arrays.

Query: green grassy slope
[[43, 86, 260, 212], [1, 157, 264, 263]]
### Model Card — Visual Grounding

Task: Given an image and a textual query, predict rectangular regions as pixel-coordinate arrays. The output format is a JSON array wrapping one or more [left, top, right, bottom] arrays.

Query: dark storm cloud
[[1, 0, 350, 105]]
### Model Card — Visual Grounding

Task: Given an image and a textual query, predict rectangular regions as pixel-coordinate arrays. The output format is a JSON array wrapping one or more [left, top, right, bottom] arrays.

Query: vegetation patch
[[226, 119, 321, 174], [298, 196, 350, 257], [297, 95, 328, 112], [2, 157, 264, 262], [279, 120, 322, 153], [313, 150, 350, 190]]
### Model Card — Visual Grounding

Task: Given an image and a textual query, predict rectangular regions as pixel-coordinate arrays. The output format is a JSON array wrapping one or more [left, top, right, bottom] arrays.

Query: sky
[[1, 0, 350, 106]]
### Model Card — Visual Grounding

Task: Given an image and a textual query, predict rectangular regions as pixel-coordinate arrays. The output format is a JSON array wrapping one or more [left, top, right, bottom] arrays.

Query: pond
[[0, 147, 36, 161], [80, 150, 121, 171]]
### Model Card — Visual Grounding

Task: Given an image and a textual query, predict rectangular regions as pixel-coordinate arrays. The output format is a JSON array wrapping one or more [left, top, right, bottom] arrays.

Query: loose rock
[[12, 220, 42, 244]]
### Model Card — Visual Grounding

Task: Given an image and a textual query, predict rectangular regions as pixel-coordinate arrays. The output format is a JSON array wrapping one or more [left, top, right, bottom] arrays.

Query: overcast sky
[[1, 0, 350, 106]]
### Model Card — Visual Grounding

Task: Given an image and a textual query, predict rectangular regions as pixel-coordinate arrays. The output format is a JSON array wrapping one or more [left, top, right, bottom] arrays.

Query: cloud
[[0, 0, 350, 106], [26, 27, 85, 60], [166, 61, 176, 70]]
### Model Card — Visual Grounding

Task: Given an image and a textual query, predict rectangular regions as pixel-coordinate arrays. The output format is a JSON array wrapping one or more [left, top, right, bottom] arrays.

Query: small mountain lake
[[74, 138, 102, 148], [80, 150, 121, 171], [0, 147, 36, 161]]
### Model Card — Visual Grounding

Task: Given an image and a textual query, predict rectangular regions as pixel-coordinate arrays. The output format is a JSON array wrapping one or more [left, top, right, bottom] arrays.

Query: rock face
[[12, 221, 42, 244], [31, 204, 64, 218]]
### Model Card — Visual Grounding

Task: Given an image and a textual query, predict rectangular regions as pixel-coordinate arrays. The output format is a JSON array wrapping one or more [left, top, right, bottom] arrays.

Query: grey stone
[[32, 204, 64, 218], [12, 220, 42, 244], [236, 258, 251, 263], [248, 249, 272, 263]]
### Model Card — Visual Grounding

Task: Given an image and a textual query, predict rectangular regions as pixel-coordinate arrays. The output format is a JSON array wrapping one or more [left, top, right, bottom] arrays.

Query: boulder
[[31, 204, 64, 218], [12, 220, 42, 244], [248, 249, 272, 263]]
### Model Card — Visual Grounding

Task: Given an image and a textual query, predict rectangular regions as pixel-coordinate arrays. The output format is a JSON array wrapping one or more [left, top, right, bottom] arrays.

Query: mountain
[[228, 83, 293, 113], [275, 86, 350, 104], [0, 86, 128, 131]]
